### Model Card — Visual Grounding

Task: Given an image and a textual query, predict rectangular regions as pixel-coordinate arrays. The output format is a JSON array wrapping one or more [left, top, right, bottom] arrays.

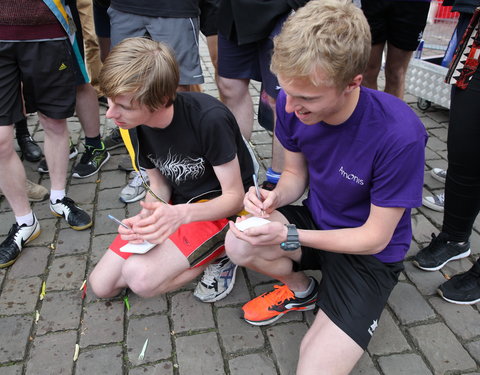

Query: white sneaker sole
[[438, 289, 480, 305], [422, 197, 444, 212], [119, 189, 147, 203], [244, 304, 316, 326], [413, 248, 471, 271]]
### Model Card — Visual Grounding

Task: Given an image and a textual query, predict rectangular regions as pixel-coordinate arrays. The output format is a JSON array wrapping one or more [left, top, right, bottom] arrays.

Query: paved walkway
[[0, 37, 479, 375]]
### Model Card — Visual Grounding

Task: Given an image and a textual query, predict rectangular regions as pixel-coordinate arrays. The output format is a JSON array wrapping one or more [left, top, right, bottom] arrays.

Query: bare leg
[[98, 37, 111, 63], [0, 125, 30, 216], [297, 309, 364, 375], [75, 83, 101, 138], [38, 113, 69, 191], [217, 77, 254, 140], [384, 43, 414, 99], [363, 43, 385, 91]]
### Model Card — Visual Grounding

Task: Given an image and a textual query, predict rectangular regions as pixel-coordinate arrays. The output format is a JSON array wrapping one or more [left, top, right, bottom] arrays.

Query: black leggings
[[442, 68, 480, 242]]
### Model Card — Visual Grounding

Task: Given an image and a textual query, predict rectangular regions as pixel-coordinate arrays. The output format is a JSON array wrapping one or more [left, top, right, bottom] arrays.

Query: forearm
[[273, 169, 308, 208]]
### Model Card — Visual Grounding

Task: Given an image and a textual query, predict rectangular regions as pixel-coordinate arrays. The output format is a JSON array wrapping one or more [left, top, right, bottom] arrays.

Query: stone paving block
[[90, 233, 117, 266], [217, 307, 264, 353], [0, 316, 32, 363], [54, 228, 90, 256], [403, 261, 446, 296], [251, 131, 275, 145], [408, 322, 477, 374], [466, 340, 480, 363], [0, 276, 41, 315], [245, 268, 275, 287], [97, 188, 126, 210], [127, 293, 167, 316], [129, 362, 174, 375], [26, 330, 77, 375], [441, 257, 473, 278], [267, 322, 308, 375], [426, 136, 447, 152], [377, 353, 432, 375], [367, 309, 410, 355], [417, 206, 444, 229], [214, 269, 251, 307], [80, 300, 124, 348], [411, 215, 440, 245], [94, 208, 126, 236], [254, 284, 303, 324], [8, 246, 50, 278], [229, 353, 277, 375], [127, 315, 172, 366], [0, 212, 14, 234], [425, 109, 450, 123], [350, 353, 379, 375], [429, 127, 448, 142], [36, 290, 82, 335], [31, 218, 56, 246], [430, 297, 480, 340], [99, 170, 125, 190], [171, 291, 214, 333], [424, 147, 442, 161], [68, 182, 97, 205], [0, 364, 23, 375], [388, 281, 436, 324], [47, 255, 87, 291], [405, 240, 421, 258], [75, 345, 123, 375], [175, 332, 224, 375]]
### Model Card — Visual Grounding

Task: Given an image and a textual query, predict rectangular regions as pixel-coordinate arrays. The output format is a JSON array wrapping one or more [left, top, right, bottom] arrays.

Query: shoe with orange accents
[[242, 277, 318, 326]]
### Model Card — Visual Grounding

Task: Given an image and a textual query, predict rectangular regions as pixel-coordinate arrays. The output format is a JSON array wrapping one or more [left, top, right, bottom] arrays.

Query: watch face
[[281, 241, 301, 251]]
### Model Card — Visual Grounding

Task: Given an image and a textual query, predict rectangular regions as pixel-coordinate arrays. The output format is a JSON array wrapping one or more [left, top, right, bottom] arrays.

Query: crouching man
[[225, 1, 427, 374], [89, 37, 253, 302]]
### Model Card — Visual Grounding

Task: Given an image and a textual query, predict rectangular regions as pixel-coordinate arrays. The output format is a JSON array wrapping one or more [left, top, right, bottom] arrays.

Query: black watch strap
[[280, 224, 301, 251]]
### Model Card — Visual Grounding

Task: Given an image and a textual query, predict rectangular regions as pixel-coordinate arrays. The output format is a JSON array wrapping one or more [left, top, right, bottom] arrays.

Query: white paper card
[[120, 241, 156, 254], [235, 217, 271, 232]]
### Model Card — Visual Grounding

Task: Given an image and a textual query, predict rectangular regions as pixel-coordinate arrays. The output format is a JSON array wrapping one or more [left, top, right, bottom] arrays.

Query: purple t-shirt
[[275, 87, 427, 263]]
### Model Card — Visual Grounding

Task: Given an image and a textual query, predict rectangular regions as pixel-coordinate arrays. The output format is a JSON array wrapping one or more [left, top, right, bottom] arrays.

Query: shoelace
[[3, 224, 21, 246], [129, 170, 148, 187], [260, 285, 295, 306], [201, 259, 228, 286], [435, 193, 445, 204]]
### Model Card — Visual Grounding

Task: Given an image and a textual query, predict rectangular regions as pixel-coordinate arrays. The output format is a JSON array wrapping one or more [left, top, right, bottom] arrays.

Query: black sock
[[85, 135, 102, 149], [15, 118, 30, 138]]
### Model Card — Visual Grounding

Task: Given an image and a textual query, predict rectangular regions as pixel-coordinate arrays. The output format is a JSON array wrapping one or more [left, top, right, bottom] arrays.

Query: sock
[[266, 167, 281, 184], [294, 277, 315, 298], [85, 135, 102, 149], [14, 118, 30, 138], [50, 189, 66, 204], [16, 212, 35, 227]]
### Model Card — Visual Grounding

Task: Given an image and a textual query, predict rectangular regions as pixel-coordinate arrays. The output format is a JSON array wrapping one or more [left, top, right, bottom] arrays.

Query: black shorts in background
[[277, 205, 404, 350], [362, 0, 430, 51]]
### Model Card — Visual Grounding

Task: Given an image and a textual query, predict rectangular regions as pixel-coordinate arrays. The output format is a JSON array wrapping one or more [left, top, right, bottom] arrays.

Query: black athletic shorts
[[0, 40, 76, 125], [277, 205, 404, 350], [362, 0, 430, 51]]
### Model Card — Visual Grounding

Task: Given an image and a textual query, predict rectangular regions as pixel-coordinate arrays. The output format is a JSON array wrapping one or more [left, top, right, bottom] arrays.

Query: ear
[[345, 74, 363, 93]]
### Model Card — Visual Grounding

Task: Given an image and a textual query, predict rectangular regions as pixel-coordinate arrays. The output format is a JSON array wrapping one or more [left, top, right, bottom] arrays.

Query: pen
[[252, 174, 265, 216], [108, 214, 131, 230]]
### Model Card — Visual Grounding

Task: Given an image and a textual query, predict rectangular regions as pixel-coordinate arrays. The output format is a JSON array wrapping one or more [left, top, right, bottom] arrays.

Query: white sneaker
[[431, 168, 447, 184], [119, 170, 148, 203], [194, 256, 238, 302], [422, 192, 444, 212]]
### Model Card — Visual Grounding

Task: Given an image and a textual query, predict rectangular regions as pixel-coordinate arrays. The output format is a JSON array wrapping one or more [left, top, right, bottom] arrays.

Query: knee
[[121, 262, 161, 298], [217, 77, 247, 100], [88, 269, 116, 299], [224, 230, 256, 267]]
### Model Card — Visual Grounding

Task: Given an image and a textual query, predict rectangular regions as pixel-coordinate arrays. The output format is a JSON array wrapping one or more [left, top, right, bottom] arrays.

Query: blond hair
[[271, 0, 371, 89], [99, 37, 179, 110]]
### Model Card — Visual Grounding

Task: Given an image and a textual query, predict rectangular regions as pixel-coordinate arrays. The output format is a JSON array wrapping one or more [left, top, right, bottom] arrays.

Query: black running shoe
[[413, 232, 471, 271], [72, 143, 110, 178], [50, 197, 92, 230], [438, 260, 480, 304], [103, 128, 124, 150], [0, 216, 41, 268]]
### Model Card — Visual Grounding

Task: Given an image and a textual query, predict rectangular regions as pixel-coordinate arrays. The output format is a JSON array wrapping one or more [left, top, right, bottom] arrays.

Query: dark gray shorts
[[108, 8, 204, 85], [277, 205, 404, 350], [0, 40, 76, 125]]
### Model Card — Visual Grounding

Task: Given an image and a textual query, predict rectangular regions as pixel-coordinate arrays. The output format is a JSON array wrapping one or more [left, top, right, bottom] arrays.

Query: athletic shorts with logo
[[109, 218, 230, 268], [277, 205, 404, 350]]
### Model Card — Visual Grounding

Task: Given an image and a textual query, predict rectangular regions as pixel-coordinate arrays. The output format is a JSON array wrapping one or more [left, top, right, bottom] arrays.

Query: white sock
[[16, 212, 35, 227], [50, 189, 66, 204], [294, 277, 315, 298]]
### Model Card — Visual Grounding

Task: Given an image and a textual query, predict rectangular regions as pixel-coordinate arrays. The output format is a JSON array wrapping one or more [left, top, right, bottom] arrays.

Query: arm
[[144, 168, 172, 204]]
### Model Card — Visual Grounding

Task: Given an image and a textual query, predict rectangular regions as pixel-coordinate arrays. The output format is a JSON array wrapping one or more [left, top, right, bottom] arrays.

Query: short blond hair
[[271, 0, 371, 89], [99, 37, 179, 110]]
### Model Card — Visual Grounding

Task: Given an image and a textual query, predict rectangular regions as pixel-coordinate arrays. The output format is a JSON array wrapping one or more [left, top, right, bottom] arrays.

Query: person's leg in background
[[93, 0, 111, 63]]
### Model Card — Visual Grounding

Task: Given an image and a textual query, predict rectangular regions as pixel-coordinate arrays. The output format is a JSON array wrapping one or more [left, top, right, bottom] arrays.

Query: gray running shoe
[[194, 256, 238, 302], [119, 170, 148, 203], [431, 168, 447, 184], [422, 192, 444, 212]]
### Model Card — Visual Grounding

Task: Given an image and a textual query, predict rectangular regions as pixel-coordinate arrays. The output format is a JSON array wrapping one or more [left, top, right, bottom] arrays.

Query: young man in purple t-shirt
[[225, 1, 427, 373]]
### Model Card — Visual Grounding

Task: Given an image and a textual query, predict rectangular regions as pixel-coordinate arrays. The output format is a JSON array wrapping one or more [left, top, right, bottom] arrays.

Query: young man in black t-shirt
[[89, 37, 254, 301]]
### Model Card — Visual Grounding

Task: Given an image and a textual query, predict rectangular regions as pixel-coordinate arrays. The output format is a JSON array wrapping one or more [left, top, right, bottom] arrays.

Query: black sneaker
[[50, 197, 92, 230], [261, 180, 277, 191], [0, 216, 41, 268], [72, 143, 110, 178], [37, 140, 78, 173], [438, 260, 480, 304], [103, 128, 124, 150], [18, 135, 42, 162], [413, 232, 471, 271]]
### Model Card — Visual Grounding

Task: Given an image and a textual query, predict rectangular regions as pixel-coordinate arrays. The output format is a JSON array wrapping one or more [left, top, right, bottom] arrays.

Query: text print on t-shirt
[[148, 150, 205, 184], [339, 166, 364, 185]]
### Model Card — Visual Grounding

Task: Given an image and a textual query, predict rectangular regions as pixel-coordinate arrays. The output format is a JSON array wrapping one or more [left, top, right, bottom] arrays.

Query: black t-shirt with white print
[[137, 92, 254, 204]]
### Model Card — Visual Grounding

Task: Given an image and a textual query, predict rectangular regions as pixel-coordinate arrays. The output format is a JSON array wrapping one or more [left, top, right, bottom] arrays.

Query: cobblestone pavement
[[0, 37, 479, 375]]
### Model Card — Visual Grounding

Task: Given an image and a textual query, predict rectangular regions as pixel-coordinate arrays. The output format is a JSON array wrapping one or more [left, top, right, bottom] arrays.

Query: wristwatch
[[280, 224, 301, 251]]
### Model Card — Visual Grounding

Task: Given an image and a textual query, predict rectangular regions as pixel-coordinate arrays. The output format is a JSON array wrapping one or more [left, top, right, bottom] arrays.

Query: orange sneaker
[[242, 278, 318, 326]]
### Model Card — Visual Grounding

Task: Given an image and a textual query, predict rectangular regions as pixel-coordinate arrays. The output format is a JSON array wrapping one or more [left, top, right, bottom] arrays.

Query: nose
[[105, 101, 117, 119], [285, 95, 299, 114]]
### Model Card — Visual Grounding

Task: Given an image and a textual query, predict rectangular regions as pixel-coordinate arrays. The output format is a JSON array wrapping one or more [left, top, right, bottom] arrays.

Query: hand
[[243, 186, 280, 217], [229, 217, 288, 247], [127, 201, 186, 245]]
